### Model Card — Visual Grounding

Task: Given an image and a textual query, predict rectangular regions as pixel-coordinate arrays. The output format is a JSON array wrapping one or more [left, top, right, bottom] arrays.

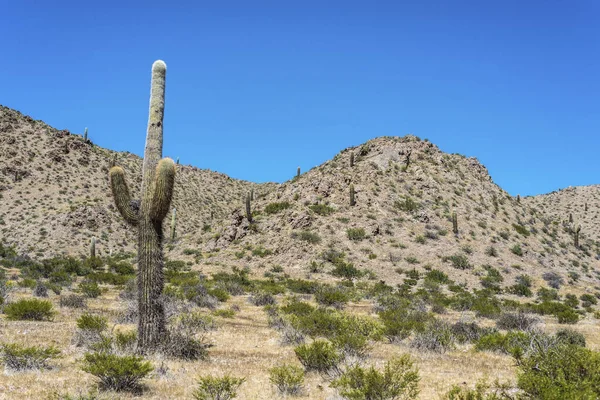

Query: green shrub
[[331, 355, 420, 400], [443, 254, 472, 270], [555, 328, 586, 347], [82, 352, 152, 392], [193, 375, 245, 400], [77, 313, 108, 332], [79, 281, 102, 298], [309, 204, 335, 216], [264, 202, 291, 214], [424, 270, 449, 284], [315, 285, 350, 309], [346, 228, 366, 241], [378, 306, 433, 342], [556, 309, 579, 324], [394, 197, 420, 213], [517, 344, 600, 399], [4, 298, 54, 321], [444, 381, 508, 400], [1, 343, 60, 371], [291, 230, 322, 244], [269, 364, 305, 395], [512, 224, 530, 237], [294, 340, 341, 372], [475, 331, 531, 355], [410, 320, 454, 353], [331, 262, 364, 280], [510, 244, 523, 256]]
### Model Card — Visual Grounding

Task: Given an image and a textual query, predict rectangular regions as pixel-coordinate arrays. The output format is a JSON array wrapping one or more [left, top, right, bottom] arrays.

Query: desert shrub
[[555, 328, 586, 347], [509, 275, 533, 297], [542, 272, 564, 289], [74, 313, 108, 347], [517, 344, 600, 399], [82, 352, 152, 392], [394, 197, 420, 213], [208, 287, 230, 302], [309, 204, 335, 216], [294, 340, 341, 372], [269, 364, 305, 395], [4, 298, 54, 321], [410, 320, 454, 353], [321, 249, 346, 264], [161, 331, 210, 360], [331, 261, 364, 280], [580, 294, 598, 307], [556, 309, 579, 324], [59, 294, 87, 308], [378, 305, 433, 342], [424, 269, 449, 284], [33, 282, 49, 297], [1, 343, 60, 371], [331, 355, 420, 400], [451, 322, 495, 344], [79, 281, 102, 298], [471, 293, 502, 318], [536, 287, 560, 302], [291, 230, 322, 244], [496, 312, 539, 331], [193, 375, 245, 400], [114, 330, 138, 353], [512, 224, 530, 237], [475, 331, 532, 355], [110, 261, 135, 275], [510, 244, 523, 256], [285, 279, 319, 294], [444, 381, 508, 400], [485, 246, 498, 257], [264, 202, 291, 214], [564, 294, 579, 308], [315, 285, 350, 309], [346, 228, 366, 241], [77, 313, 108, 331], [444, 254, 472, 270], [88, 272, 133, 286], [249, 291, 276, 306]]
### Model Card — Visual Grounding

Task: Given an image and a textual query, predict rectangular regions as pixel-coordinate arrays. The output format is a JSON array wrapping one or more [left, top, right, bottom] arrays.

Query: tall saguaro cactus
[[108, 60, 175, 351], [451, 212, 458, 235], [170, 208, 177, 242], [246, 192, 253, 223]]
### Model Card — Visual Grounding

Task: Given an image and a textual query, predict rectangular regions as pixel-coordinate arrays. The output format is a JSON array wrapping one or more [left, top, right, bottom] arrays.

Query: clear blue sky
[[1, 1, 598, 196]]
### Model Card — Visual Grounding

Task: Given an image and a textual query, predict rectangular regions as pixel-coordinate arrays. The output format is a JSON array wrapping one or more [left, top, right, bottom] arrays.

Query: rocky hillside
[[0, 105, 273, 258], [2, 105, 599, 295]]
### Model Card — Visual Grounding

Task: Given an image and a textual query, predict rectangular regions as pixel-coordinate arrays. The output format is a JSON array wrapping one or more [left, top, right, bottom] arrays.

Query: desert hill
[[1, 104, 599, 295]]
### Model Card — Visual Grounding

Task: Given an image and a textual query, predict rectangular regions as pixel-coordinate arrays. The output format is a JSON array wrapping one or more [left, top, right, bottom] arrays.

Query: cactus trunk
[[452, 212, 458, 235], [90, 236, 96, 258], [246, 193, 253, 222], [350, 184, 356, 206], [108, 60, 175, 352], [170, 208, 177, 242]]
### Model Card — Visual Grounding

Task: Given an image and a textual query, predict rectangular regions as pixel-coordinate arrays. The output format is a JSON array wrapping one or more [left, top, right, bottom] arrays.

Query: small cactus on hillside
[[350, 152, 354, 167], [516, 194, 520, 203], [170, 208, 177, 242], [108, 60, 175, 352], [84, 127, 88, 141], [452, 212, 458, 235], [569, 213, 573, 223], [90, 237, 96, 258], [246, 193, 253, 223], [574, 225, 581, 248], [350, 184, 356, 206], [296, 166, 301, 179]]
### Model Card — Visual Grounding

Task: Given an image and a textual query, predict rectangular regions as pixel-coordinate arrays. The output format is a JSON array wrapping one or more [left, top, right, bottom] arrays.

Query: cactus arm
[[109, 166, 139, 225], [149, 157, 176, 222]]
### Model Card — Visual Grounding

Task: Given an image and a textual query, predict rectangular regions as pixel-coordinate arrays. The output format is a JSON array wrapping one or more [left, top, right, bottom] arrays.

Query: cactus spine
[[246, 192, 253, 222], [350, 151, 354, 167], [170, 208, 177, 242], [452, 212, 458, 235], [350, 184, 356, 206], [90, 236, 96, 258], [109, 60, 175, 351], [575, 225, 581, 248]]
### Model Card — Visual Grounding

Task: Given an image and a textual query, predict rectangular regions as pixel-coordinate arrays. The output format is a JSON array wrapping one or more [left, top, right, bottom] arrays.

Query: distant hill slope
[[0, 105, 273, 258], [1, 105, 598, 295]]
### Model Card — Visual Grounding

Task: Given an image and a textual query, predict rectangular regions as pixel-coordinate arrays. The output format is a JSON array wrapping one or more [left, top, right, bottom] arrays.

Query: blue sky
[[1, 1, 598, 196]]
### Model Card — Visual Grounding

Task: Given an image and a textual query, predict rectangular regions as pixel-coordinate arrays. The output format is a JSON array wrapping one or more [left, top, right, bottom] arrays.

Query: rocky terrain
[[1, 105, 599, 399]]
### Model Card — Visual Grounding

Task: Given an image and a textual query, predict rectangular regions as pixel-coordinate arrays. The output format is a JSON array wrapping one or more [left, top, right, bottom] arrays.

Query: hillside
[[2, 105, 600, 400], [0, 105, 273, 258], [2, 104, 599, 294]]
